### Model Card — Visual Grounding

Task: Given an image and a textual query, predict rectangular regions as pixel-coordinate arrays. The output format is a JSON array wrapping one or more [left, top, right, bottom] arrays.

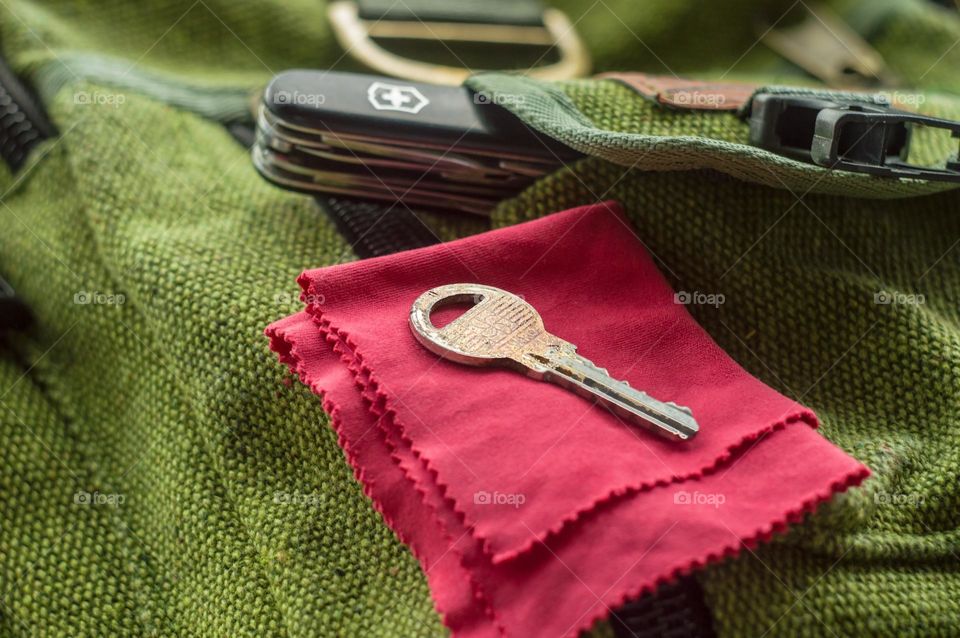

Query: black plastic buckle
[[749, 94, 960, 182]]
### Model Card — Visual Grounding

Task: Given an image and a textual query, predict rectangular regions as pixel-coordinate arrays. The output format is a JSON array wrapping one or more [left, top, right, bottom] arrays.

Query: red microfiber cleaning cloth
[[267, 202, 869, 637]]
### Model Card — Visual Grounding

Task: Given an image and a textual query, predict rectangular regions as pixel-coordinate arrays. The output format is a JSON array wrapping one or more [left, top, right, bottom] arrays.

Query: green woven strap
[[464, 73, 960, 199]]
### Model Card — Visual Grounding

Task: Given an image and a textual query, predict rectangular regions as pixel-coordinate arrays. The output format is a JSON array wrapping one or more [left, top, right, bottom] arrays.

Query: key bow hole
[[429, 293, 484, 330]]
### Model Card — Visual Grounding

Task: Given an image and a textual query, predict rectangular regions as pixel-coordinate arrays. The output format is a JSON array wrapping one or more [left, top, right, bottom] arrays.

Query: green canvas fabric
[[0, 0, 957, 637], [0, 88, 439, 637]]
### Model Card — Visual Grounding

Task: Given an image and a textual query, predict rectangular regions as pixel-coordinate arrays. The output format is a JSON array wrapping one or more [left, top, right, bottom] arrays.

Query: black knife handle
[[262, 70, 579, 161]]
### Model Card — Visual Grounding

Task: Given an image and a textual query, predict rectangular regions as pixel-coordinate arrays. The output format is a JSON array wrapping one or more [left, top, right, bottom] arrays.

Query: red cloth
[[267, 202, 868, 637]]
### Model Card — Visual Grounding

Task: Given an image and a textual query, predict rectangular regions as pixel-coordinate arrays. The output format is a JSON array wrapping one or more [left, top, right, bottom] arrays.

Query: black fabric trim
[[320, 197, 442, 258], [611, 576, 716, 638], [0, 51, 56, 173]]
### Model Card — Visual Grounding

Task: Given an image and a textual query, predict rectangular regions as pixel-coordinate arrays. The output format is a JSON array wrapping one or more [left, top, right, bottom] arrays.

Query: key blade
[[544, 350, 699, 442]]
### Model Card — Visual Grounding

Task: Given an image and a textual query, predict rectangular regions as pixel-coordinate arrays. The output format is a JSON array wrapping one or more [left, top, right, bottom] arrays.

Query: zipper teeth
[[0, 84, 44, 170]]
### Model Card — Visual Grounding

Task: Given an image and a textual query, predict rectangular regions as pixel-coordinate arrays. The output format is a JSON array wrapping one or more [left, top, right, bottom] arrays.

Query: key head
[[409, 284, 547, 366]]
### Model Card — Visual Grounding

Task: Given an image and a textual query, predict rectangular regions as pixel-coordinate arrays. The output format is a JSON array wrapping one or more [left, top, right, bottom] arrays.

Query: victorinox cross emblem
[[366, 81, 430, 114]]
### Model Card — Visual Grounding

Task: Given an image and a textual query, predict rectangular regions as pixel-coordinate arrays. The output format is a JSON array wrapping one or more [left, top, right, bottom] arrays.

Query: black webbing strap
[[321, 197, 444, 258], [612, 576, 715, 638], [0, 274, 32, 332]]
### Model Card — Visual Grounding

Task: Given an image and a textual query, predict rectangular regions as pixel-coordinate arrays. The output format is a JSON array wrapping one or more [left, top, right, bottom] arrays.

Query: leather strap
[[599, 72, 757, 112]]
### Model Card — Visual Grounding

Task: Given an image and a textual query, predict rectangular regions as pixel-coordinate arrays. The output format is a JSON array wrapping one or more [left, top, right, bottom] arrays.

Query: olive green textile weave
[[0, 0, 958, 637]]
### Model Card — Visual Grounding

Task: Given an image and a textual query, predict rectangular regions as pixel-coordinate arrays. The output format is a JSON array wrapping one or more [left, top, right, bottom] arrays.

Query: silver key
[[409, 284, 699, 442]]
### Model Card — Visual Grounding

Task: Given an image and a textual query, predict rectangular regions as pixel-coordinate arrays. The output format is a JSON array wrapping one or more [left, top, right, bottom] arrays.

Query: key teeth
[[584, 361, 609, 376], [665, 400, 694, 416]]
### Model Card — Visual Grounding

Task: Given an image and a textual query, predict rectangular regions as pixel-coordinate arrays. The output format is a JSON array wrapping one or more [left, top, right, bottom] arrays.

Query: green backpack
[[0, 0, 958, 636]]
